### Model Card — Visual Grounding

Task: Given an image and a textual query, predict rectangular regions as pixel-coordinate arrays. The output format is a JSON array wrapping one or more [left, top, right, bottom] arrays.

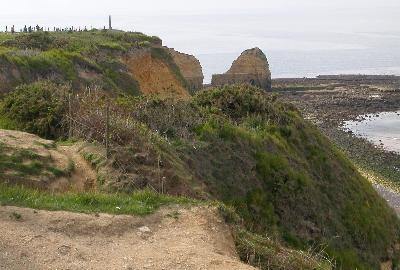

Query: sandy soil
[[0, 205, 256, 270], [51, 144, 97, 192]]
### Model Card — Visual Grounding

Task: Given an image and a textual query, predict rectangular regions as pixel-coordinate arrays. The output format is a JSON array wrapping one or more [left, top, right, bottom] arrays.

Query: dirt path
[[0, 205, 256, 270], [53, 144, 97, 192]]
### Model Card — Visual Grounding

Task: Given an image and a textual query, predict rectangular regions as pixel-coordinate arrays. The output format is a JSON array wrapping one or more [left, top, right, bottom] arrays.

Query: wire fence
[[64, 88, 165, 193]]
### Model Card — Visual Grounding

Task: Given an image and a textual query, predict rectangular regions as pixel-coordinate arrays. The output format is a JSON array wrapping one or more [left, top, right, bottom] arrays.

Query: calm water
[[343, 112, 400, 153]]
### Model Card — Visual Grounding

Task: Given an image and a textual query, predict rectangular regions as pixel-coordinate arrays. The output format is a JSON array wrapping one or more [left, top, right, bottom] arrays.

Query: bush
[[4, 32, 55, 50], [0, 81, 69, 138]]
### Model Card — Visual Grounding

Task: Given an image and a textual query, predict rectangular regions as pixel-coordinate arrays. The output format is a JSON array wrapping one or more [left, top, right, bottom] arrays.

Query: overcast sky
[[1, 0, 399, 22], [1, 0, 399, 14]]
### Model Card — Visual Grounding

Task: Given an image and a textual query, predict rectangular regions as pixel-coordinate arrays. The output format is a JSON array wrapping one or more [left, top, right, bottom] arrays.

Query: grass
[[0, 30, 161, 54], [0, 115, 18, 130], [0, 184, 195, 216], [82, 151, 105, 170], [71, 85, 399, 269], [217, 203, 333, 270], [0, 30, 164, 96], [0, 142, 70, 179]]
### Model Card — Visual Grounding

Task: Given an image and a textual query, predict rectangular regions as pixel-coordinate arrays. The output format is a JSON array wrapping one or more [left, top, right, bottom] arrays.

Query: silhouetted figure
[[11, 25, 15, 34], [23, 25, 28, 32]]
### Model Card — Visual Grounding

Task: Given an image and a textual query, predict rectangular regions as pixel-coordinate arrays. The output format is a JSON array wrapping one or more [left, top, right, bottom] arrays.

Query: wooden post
[[105, 104, 110, 159], [157, 154, 162, 194], [68, 93, 72, 138]]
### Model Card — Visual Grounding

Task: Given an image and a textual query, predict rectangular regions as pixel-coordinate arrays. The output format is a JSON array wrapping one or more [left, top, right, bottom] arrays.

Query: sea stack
[[212, 47, 271, 90]]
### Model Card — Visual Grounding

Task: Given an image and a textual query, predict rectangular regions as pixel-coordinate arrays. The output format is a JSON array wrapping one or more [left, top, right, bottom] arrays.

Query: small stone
[[138, 226, 151, 233]]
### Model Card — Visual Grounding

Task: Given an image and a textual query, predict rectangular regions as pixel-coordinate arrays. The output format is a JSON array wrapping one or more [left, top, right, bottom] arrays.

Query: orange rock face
[[168, 48, 204, 92], [124, 49, 190, 98], [212, 47, 271, 90]]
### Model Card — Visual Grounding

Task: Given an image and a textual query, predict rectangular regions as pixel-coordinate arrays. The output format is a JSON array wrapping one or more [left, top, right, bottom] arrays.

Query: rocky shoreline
[[275, 75, 400, 186]]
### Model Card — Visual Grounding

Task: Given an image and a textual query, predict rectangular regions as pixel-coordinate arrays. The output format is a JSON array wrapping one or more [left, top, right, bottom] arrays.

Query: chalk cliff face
[[168, 48, 204, 92], [212, 47, 271, 90]]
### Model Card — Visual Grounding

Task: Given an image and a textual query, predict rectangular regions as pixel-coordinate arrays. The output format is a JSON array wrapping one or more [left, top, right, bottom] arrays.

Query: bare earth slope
[[0, 205, 255, 270], [0, 129, 96, 192]]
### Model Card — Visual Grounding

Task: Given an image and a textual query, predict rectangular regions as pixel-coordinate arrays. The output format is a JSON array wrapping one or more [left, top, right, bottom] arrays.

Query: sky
[[1, 0, 400, 14], [1, 0, 399, 29]]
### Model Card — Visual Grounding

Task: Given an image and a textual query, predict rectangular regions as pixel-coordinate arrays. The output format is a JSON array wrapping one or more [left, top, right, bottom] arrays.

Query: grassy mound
[[1, 82, 398, 269], [87, 85, 398, 269], [0, 30, 185, 96], [194, 87, 399, 269]]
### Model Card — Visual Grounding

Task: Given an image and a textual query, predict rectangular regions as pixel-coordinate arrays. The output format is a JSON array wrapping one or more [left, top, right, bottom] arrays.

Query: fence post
[[157, 154, 162, 193], [105, 103, 110, 159], [68, 93, 72, 138]]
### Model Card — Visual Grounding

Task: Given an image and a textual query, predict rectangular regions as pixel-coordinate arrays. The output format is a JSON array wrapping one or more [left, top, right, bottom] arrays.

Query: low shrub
[[0, 80, 69, 138]]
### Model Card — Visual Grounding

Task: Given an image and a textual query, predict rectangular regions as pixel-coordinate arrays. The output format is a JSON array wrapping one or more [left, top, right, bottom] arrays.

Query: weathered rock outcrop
[[168, 48, 204, 92], [123, 48, 190, 97], [212, 47, 271, 90]]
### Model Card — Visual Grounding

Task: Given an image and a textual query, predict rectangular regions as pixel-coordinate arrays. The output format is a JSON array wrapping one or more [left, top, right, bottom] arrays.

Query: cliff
[[0, 31, 190, 97], [168, 48, 204, 92], [124, 48, 189, 97], [212, 47, 272, 90]]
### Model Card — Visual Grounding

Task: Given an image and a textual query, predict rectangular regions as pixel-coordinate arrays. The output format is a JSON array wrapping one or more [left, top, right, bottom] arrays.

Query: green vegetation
[[0, 183, 194, 216], [0, 30, 161, 54], [0, 142, 70, 180], [1, 82, 398, 269], [0, 30, 167, 95], [92, 85, 398, 270], [0, 114, 18, 130], [0, 81, 67, 138], [218, 204, 333, 270], [0, 31, 398, 268]]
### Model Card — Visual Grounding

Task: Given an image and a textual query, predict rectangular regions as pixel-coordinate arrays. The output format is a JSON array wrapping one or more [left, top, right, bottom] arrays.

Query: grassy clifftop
[[0, 30, 187, 96]]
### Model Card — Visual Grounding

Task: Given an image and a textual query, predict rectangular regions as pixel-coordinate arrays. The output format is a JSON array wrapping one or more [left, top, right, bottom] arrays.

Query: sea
[[343, 112, 400, 154]]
